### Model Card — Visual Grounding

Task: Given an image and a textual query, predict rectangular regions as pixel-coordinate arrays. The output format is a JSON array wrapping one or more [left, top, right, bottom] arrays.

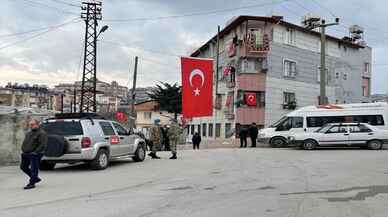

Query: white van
[[258, 103, 388, 147]]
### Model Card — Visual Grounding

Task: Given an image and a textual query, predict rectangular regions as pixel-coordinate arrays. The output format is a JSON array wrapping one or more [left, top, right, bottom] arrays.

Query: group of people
[[148, 119, 183, 160], [238, 122, 259, 148]]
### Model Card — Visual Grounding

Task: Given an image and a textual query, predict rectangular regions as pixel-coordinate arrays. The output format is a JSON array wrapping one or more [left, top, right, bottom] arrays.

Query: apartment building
[[188, 15, 372, 139]]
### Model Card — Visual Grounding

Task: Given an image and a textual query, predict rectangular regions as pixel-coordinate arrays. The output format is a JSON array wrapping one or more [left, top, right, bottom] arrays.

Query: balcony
[[240, 33, 270, 58]]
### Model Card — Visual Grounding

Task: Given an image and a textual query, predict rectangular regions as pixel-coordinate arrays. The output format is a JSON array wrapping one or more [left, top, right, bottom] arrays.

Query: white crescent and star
[[189, 69, 205, 96]]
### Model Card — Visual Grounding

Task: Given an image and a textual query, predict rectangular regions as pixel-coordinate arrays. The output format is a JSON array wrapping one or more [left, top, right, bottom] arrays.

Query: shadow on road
[[47, 158, 136, 172]]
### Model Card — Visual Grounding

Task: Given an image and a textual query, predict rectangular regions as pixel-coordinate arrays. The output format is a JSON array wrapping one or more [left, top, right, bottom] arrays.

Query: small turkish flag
[[245, 92, 257, 106], [181, 57, 213, 118]]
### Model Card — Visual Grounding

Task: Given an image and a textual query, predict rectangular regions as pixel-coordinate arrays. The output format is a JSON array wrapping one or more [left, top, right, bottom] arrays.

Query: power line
[[19, 0, 79, 15], [0, 18, 81, 51], [48, 0, 80, 8], [0, 17, 80, 38], [104, 0, 292, 22]]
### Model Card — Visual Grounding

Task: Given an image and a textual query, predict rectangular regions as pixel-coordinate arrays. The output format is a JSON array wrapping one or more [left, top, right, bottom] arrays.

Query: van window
[[307, 115, 385, 128], [99, 122, 116, 136], [42, 121, 83, 136], [275, 117, 303, 131]]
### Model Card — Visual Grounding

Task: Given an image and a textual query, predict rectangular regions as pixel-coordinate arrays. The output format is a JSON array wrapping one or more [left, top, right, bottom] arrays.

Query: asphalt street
[[1, 147, 388, 217]]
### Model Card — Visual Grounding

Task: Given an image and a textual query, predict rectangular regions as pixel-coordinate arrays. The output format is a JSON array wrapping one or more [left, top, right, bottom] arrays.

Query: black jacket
[[239, 128, 248, 138], [192, 134, 202, 145], [21, 128, 48, 154], [248, 125, 258, 138]]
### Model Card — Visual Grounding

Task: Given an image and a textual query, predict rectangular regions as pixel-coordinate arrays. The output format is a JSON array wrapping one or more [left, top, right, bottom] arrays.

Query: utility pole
[[130, 56, 138, 117], [73, 88, 77, 113], [306, 17, 339, 105], [213, 25, 220, 139], [80, 1, 102, 113]]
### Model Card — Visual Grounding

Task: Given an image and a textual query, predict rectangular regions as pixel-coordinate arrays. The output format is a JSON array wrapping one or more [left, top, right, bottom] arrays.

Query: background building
[[188, 15, 372, 139]]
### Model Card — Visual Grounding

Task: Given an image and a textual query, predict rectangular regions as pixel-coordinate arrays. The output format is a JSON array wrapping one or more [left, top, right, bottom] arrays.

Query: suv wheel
[[270, 137, 287, 148], [303, 139, 317, 150], [90, 149, 109, 170], [367, 140, 382, 150], [132, 144, 146, 162], [40, 161, 56, 170]]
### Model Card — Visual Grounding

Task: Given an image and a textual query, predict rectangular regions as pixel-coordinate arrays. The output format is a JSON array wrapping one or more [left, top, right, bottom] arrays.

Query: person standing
[[167, 120, 182, 159], [192, 132, 201, 150], [248, 122, 259, 148], [148, 119, 162, 159], [238, 126, 248, 148], [20, 119, 47, 190]]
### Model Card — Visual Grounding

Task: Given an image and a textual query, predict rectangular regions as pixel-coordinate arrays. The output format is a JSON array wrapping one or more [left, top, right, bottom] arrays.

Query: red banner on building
[[181, 57, 213, 118], [245, 92, 257, 106]]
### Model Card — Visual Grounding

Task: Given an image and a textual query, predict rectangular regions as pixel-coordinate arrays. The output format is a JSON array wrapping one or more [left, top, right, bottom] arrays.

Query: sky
[[0, 0, 387, 93]]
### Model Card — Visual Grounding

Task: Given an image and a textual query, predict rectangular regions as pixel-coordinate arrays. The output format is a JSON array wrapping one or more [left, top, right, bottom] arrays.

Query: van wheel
[[367, 140, 382, 150], [90, 149, 109, 170], [303, 139, 317, 150], [40, 161, 56, 170], [270, 137, 287, 148], [132, 144, 146, 162]]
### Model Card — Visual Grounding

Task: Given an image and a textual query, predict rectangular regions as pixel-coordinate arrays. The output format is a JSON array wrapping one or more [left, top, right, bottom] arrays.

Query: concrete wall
[[0, 107, 51, 165]]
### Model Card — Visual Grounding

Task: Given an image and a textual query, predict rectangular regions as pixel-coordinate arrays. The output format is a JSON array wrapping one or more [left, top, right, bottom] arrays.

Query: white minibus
[[259, 103, 388, 147]]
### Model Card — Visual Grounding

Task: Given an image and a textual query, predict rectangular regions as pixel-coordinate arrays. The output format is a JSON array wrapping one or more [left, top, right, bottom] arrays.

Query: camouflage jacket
[[149, 125, 162, 143], [168, 123, 182, 140]]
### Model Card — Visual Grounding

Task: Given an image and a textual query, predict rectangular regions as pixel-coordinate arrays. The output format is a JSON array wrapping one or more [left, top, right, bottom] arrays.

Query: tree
[[148, 82, 182, 120]]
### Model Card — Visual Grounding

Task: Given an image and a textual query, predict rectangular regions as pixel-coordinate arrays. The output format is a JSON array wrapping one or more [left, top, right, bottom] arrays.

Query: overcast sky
[[0, 0, 387, 93]]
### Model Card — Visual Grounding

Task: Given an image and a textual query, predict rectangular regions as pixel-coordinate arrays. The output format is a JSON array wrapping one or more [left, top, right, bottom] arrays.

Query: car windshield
[[42, 121, 83, 136]]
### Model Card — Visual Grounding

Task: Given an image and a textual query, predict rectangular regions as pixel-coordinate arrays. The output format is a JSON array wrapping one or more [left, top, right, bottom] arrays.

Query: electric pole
[[79, 1, 102, 113], [305, 17, 339, 105], [130, 56, 138, 117]]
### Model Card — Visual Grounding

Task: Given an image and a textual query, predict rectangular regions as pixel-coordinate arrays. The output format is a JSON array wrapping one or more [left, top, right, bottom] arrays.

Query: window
[[202, 123, 207, 137], [364, 62, 370, 73], [283, 92, 296, 104], [198, 125, 201, 136], [307, 115, 385, 128], [284, 28, 296, 45], [143, 112, 152, 120], [208, 123, 214, 137], [317, 67, 329, 83], [187, 125, 190, 134], [42, 122, 83, 136], [274, 117, 303, 131], [112, 122, 128, 136], [99, 122, 116, 136], [283, 60, 297, 77], [215, 123, 221, 138], [349, 125, 372, 133]]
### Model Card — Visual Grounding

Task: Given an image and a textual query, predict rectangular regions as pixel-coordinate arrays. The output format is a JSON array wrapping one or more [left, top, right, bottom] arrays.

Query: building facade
[[188, 16, 372, 139]]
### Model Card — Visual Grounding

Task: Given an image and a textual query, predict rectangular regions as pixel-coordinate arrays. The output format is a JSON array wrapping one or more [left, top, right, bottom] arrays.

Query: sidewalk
[[178, 139, 269, 150]]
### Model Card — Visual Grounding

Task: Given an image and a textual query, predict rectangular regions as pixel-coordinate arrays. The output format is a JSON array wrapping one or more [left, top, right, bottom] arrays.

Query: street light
[[97, 25, 109, 38]]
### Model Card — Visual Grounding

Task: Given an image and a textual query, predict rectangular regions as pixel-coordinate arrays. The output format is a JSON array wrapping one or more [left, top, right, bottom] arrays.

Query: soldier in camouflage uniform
[[167, 120, 183, 159], [148, 119, 162, 159]]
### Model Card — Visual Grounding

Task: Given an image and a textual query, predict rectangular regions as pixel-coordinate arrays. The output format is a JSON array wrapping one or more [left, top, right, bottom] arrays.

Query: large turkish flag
[[181, 57, 213, 118]]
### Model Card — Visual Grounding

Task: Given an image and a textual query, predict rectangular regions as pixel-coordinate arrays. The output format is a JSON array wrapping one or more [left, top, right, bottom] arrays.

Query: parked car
[[288, 123, 388, 150], [41, 113, 147, 170]]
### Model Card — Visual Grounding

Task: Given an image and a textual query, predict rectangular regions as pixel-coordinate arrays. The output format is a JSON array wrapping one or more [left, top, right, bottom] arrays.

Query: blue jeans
[[20, 153, 42, 184]]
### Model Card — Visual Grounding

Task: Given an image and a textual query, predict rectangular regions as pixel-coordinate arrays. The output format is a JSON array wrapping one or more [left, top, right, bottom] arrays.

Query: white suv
[[288, 123, 388, 150]]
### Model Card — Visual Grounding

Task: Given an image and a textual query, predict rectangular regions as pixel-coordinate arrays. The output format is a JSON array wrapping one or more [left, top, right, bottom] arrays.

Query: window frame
[[283, 59, 297, 78]]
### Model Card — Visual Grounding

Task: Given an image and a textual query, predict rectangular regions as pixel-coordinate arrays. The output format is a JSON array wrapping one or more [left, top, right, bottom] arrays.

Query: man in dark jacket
[[20, 119, 47, 190], [238, 126, 248, 148], [248, 122, 259, 148], [192, 132, 201, 150]]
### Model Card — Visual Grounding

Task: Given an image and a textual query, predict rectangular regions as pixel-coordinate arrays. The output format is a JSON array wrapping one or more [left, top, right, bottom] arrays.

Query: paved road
[[1, 147, 388, 217]]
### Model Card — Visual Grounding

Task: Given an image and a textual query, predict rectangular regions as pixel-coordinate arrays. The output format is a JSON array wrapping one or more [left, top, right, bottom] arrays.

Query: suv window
[[42, 121, 83, 136], [99, 122, 116, 136], [112, 123, 128, 136]]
